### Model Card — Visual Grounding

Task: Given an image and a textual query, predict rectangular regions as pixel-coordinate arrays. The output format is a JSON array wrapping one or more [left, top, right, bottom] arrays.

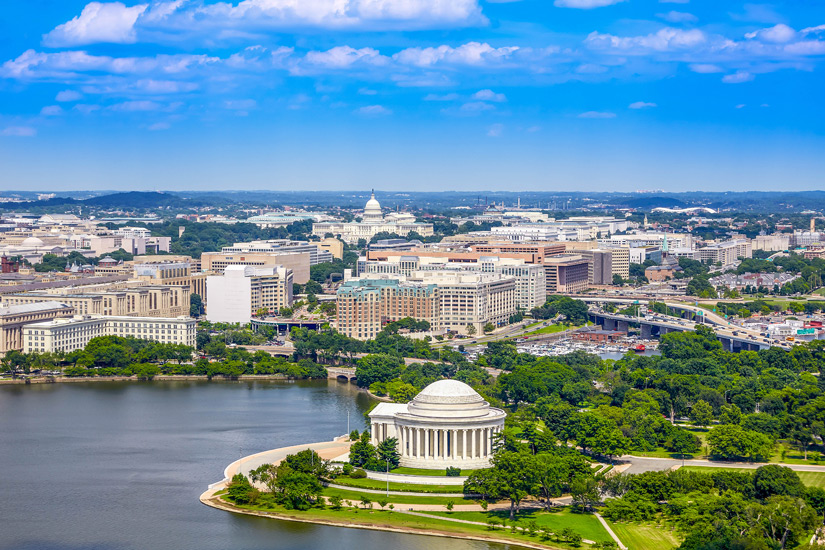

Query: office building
[[22, 315, 196, 354], [206, 265, 293, 324]]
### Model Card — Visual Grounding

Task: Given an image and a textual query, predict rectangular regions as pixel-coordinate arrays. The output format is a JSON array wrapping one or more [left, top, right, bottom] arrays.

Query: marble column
[[462, 429, 468, 459], [424, 428, 429, 459]]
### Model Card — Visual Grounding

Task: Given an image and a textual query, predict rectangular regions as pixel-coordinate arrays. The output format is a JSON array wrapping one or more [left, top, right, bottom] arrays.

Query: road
[[618, 454, 825, 475]]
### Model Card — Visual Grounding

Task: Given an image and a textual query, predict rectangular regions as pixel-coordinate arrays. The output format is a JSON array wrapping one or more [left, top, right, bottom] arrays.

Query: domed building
[[362, 191, 384, 224], [369, 379, 506, 469], [311, 191, 434, 244]]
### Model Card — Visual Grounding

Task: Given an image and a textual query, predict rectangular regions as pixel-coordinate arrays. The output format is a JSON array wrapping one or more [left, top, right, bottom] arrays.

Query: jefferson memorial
[[369, 379, 506, 469]]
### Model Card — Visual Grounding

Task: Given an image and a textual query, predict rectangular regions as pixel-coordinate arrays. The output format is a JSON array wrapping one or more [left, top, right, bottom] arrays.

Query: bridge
[[581, 297, 791, 351]]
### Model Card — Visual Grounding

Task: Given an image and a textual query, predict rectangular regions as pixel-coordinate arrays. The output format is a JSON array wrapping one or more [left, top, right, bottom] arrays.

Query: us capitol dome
[[369, 379, 505, 469]]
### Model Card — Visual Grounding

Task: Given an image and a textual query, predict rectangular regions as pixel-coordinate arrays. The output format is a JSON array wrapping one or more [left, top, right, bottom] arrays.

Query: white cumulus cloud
[[472, 89, 506, 102], [745, 24, 797, 44], [393, 42, 518, 67], [722, 70, 754, 83], [43, 2, 148, 47], [629, 101, 657, 109], [56, 90, 83, 102]]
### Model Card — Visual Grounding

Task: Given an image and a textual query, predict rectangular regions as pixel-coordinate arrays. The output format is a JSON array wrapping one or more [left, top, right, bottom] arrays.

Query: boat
[[633, 343, 646, 353]]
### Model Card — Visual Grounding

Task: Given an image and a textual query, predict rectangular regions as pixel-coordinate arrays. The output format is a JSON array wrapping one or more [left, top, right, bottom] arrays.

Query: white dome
[[405, 379, 494, 419], [363, 192, 383, 223], [21, 237, 44, 247]]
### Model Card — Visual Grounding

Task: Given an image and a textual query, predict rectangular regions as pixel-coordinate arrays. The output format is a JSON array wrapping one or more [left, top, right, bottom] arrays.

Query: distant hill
[[620, 196, 687, 209], [0, 191, 209, 210]]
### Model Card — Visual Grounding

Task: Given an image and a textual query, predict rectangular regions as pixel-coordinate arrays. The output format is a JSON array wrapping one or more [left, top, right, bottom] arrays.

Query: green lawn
[[331, 477, 464, 493], [389, 466, 480, 477], [429, 508, 613, 543], [223, 499, 578, 548], [522, 324, 583, 337], [606, 520, 680, 550], [679, 466, 825, 488], [322, 486, 472, 505]]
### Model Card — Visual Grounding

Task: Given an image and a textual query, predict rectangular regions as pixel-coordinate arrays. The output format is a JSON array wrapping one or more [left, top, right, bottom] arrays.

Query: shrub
[[351, 468, 367, 479], [446, 466, 462, 477], [342, 463, 354, 476]]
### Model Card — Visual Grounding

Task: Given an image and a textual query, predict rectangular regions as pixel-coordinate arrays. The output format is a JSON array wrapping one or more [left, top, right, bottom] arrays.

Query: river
[[0, 380, 515, 550]]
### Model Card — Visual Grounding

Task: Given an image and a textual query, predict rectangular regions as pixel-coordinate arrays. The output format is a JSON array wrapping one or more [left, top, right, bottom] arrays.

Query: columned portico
[[369, 379, 506, 469]]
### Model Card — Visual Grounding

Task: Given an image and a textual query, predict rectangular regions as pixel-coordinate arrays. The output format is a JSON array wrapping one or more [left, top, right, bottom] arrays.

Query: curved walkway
[[326, 482, 467, 498]]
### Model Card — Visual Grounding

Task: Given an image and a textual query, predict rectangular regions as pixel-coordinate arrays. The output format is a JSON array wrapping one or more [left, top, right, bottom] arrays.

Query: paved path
[[326, 483, 467, 498], [619, 455, 825, 475], [397, 510, 598, 545], [595, 513, 627, 550], [222, 437, 353, 482]]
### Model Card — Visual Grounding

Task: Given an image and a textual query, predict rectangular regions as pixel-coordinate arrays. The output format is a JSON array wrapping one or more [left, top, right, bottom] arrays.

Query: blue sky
[[1, 0, 825, 192]]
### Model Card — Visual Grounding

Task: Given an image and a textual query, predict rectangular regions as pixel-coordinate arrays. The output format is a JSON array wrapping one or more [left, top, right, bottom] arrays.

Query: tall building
[[336, 278, 439, 340], [544, 255, 590, 294], [206, 265, 293, 324], [357, 254, 545, 309], [200, 251, 310, 283], [336, 271, 517, 339], [695, 239, 752, 266], [312, 192, 434, 244]]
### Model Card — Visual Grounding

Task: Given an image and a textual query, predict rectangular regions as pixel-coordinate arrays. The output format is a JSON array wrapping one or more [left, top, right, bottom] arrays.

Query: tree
[[355, 354, 404, 388], [328, 495, 343, 510], [466, 324, 477, 336], [483, 323, 495, 334], [190, 293, 204, 317], [754, 465, 806, 499], [464, 450, 537, 520], [570, 476, 600, 512], [349, 431, 378, 468], [666, 429, 701, 463], [690, 400, 714, 428], [612, 274, 624, 286], [376, 437, 401, 470], [707, 424, 774, 462]]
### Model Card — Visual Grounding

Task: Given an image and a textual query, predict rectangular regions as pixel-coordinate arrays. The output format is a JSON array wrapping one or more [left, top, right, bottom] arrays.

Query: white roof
[[0, 301, 72, 317], [415, 379, 481, 402]]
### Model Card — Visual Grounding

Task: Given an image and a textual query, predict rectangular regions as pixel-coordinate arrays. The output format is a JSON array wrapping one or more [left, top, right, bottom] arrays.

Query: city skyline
[[2, 0, 825, 191]]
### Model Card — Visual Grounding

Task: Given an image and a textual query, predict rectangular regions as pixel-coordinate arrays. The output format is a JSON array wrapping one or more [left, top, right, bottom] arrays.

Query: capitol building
[[369, 379, 506, 469], [311, 192, 434, 244]]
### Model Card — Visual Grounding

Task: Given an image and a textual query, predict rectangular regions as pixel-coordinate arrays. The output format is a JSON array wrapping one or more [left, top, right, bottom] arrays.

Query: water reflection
[[0, 380, 515, 550]]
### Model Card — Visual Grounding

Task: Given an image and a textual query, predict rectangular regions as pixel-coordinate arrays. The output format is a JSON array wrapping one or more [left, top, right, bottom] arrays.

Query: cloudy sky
[[1, 0, 824, 192]]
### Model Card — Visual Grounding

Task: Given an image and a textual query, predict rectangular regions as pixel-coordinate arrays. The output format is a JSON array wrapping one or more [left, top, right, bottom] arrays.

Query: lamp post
[[386, 457, 390, 498]]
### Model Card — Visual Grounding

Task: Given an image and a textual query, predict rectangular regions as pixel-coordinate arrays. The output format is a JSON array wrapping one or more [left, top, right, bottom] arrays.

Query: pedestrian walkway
[[397, 509, 597, 545]]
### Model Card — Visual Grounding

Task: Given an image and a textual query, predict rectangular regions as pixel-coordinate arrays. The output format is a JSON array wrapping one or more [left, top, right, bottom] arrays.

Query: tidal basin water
[[0, 379, 518, 550]]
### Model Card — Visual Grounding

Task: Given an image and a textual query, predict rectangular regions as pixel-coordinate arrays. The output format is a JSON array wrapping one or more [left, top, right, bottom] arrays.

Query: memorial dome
[[406, 379, 493, 419]]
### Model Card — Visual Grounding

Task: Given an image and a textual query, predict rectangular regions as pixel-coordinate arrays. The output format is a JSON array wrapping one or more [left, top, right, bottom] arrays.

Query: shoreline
[[201, 437, 568, 550], [199, 491, 563, 550], [0, 374, 342, 385]]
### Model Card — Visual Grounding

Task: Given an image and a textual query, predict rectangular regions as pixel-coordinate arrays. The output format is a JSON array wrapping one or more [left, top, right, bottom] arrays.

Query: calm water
[[0, 380, 513, 550]]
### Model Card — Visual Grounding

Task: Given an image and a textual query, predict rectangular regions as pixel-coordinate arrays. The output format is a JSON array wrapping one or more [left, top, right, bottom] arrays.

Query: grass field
[[428, 508, 612, 543], [225, 498, 590, 550], [322, 486, 471, 505], [606, 520, 680, 550], [332, 477, 462, 493], [679, 466, 825, 487]]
